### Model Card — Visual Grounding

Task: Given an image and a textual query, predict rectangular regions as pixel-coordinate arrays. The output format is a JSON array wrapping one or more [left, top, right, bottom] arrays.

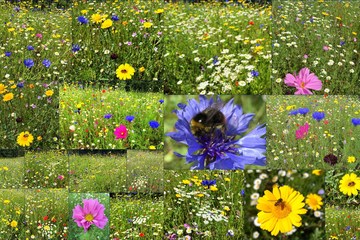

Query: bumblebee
[[190, 103, 226, 138], [190, 103, 227, 168], [274, 198, 285, 210]]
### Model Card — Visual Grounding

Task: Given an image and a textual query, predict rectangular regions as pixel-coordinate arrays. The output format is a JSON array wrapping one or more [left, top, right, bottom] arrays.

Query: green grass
[[126, 150, 163, 193], [25, 189, 68, 239], [24, 151, 68, 189], [0, 157, 24, 188], [110, 194, 163, 239], [326, 206, 360, 240], [272, 0, 360, 95], [60, 84, 164, 150], [0, 190, 25, 239], [69, 152, 126, 193], [69, 193, 110, 240], [164, 170, 244, 239], [267, 95, 360, 169]]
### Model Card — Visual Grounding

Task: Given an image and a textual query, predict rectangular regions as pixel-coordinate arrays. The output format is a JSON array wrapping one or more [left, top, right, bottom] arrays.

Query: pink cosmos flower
[[57, 175, 64, 180], [323, 45, 329, 51], [72, 198, 108, 232], [35, 33, 43, 39], [295, 122, 309, 139], [284, 67, 322, 95], [114, 124, 128, 139]]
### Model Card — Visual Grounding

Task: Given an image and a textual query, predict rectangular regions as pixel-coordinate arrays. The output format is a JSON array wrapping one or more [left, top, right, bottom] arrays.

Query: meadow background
[[272, 0, 360, 95], [267, 95, 360, 169]]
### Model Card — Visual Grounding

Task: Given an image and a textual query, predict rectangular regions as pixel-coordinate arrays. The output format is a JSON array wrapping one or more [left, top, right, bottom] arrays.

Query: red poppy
[[102, 90, 106, 93], [249, 21, 254, 25], [324, 120, 329, 125], [139, 233, 145, 237], [43, 216, 49, 221]]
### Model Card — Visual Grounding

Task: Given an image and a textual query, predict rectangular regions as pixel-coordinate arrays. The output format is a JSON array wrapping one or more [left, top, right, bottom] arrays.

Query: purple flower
[[17, 82, 24, 88], [42, 59, 51, 68], [27, 45, 34, 51], [251, 70, 259, 77], [288, 109, 299, 115], [24, 59, 34, 68], [125, 115, 135, 122], [324, 154, 338, 165], [201, 179, 216, 187], [298, 108, 309, 116], [352, 118, 360, 126], [72, 44, 81, 52], [149, 120, 160, 129], [104, 113, 112, 119], [166, 96, 266, 170], [111, 15, 119, 21], [312, 112, 325, 121], [72, 198, 108, 232], [5, 51, 11, 57], [159, 99, 164, 104], [77, 16, 89, 24], [213, 56, 219, 65]]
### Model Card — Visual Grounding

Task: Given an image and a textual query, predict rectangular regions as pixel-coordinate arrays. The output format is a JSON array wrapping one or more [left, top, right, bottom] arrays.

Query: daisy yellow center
[[85, 214, 94, 222], [121, 69, 127, 73], [309, 197, 318, 206], [348, 181, 355, 187], [272, 200, 291, 218]]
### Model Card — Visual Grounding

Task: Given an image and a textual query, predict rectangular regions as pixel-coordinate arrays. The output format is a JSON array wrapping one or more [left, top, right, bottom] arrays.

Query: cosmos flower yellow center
[[272, 199, 291, 218], [348, 181, 355, 187], [85, 214, 94, 222], [300, 82, 305, 88]]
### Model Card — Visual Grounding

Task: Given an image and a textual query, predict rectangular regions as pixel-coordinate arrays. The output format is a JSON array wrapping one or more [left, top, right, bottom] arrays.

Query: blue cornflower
[[240, 189, 245, 196], [111, 15, 119, 21], [77, 16, 89, 24], [72, 44, 81, 52], [251, 70, 259, 77], [125, 115, 135, 122], [345, 226, 351, 231], [104, 113, 113, 119], [5, 51, 11, 57], [177, 103, 186, 109], [149, 120, 160, 129], [159, 99, 164, 104], [288, 109, 299, 115], [226, 230, 234, 237], [27, 45, 34, 51], [340, 41, 345, 46], [167, 96, 266, 170], [24, 58, 34, 68], [298, 108, 309, 116], [201, 179, 216, 187], [310, 17, 314, 23], [352, 118, 360, 126], [312, 112, 325, 121], [42, 59, 51, 68], [14, 6, 20, 12], [213, 56, 219, 65], [17, 82, 24, 88]]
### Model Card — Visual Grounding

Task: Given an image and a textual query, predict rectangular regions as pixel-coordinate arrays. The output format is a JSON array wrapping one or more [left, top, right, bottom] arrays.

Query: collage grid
[[0, 0, 360, 239]]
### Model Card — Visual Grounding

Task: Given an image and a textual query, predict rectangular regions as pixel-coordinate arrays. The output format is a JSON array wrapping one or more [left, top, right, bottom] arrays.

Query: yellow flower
[[143, 22, 153, 28], [81, 9, 88, 14], [223, 206, 230, 211], [10, 220, 17, 228], [91, 13, 103, 24], [182, 180, 190, 185], [17, 131, 34, 147], [305, 194, 323, 210], [3, 92, 14, 102], [116, 63, 135, 80], [43, 225, 50, 231], [209, 185, 218, 191], [352, 32, 357, 36], [149, 145, 156, 150], [3, 166, 8, 171], [45, 90, 54, 97], [0, 84, 7, 94], [196, 193, 204, 198], [155, 8, 164, 14], [3, 200, 10, 204], [139, 67, 145, 73], [322, 12, 329, 16], [8, 28, 15, 32], [253, 45, 264, 53], [336, 16, 342, 21], [339, 173, 360, 196], [348, 156, 356, 163], [101, 19, 113, 29], [176, 194, 181, 198], [224, 177, 230, 182], [256, 185, 307, 236], [312, 169, 323, 176], [286, 105, 296, 110], [37, 136, 42, 141]]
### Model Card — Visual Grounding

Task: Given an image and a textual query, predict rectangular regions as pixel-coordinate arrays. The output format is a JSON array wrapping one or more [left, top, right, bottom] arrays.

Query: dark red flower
[[249, 21, 254, 25], [43, 216, 49, 221], [139, 233, 145, 237], [324, 154, 338, 165]]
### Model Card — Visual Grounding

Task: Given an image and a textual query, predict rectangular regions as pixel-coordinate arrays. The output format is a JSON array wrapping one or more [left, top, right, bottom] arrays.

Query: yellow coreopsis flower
[[155, 8, 164, 14], [348, 156, 356, 163], [101, 19, 113, 29], [45, 90, 54, 97], [10, 220, 18, 228], [143, 22, 153, 28], [91, 13, 103, 24], [17, 131, 34, 147], [3, 93, 14, 102]]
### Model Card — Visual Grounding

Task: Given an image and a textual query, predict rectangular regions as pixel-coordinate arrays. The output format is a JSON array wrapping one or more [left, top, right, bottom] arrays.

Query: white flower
[[327, 60, 334, 66]]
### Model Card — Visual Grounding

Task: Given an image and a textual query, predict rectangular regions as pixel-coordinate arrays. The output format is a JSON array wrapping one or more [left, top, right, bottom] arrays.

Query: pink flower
[[323, 45, 329, 51], [57, 175, 64, 180], [35, 33, 43, 39], [295, 123, 309, 139], [72, 198, 108, 232], [114, 124, 128, 139], [284, 67, 322, 95], [303, 54, 308, 59]]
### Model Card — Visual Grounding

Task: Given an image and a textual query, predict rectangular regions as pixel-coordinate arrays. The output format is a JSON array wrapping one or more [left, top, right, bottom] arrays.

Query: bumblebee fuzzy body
[[190, 105, 226, 168]]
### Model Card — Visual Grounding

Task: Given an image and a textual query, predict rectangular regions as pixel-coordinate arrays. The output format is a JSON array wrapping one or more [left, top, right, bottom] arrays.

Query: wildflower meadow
[[267, 95, 360, 169], [272, 0, 360, 95]]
